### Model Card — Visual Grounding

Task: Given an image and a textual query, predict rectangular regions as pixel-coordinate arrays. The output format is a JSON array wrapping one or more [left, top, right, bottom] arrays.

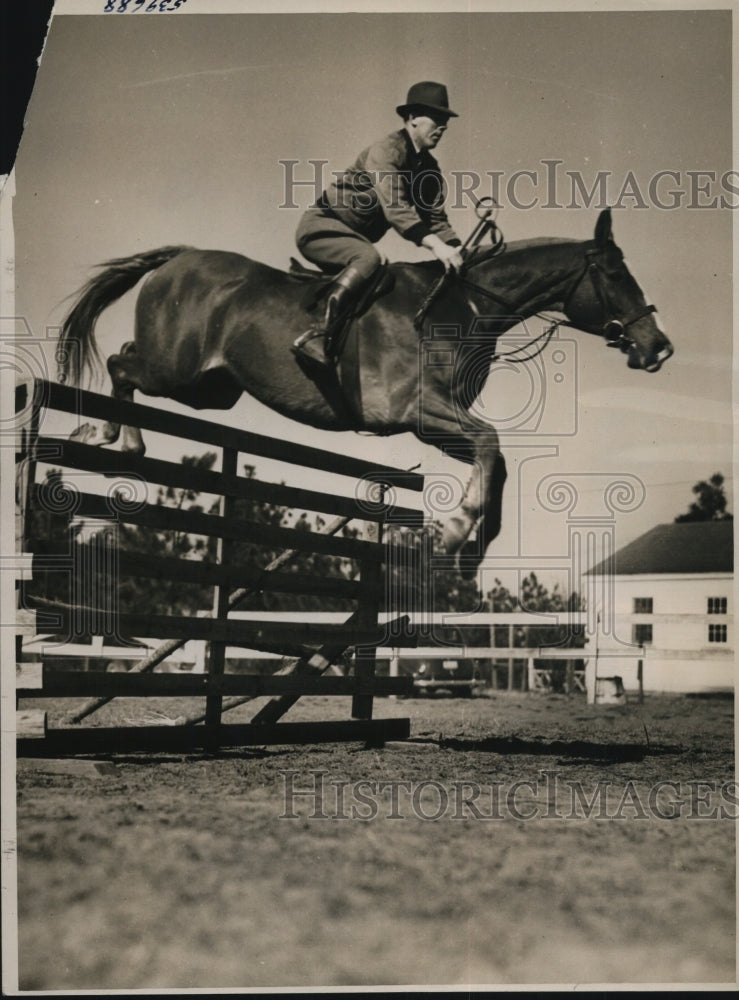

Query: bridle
[[453, 239, 659, 363], [412, 197, 661, 365], [559, 245, 658, 353]]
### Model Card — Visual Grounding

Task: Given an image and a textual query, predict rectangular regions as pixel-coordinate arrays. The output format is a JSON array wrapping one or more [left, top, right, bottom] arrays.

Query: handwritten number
[[105, 0, 187, 10]]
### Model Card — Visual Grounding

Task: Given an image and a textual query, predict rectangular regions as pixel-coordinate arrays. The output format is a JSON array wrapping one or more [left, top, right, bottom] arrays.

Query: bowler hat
[[396, 81, 458, 119]]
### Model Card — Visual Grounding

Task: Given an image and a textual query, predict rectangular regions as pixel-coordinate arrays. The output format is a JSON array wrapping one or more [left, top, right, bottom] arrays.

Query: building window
[[633, 624, 653, 645], [708, 624, 727, 643], [707, 597, 727, 615], [633, 597, 653, 613]]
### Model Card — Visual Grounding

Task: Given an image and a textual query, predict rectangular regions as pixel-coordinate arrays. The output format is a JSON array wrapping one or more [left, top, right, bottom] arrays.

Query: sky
[[5, 2, 734, 596]]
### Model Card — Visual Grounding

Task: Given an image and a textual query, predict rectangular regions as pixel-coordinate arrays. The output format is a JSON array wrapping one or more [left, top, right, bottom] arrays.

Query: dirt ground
[[12, 691, 737, 990]]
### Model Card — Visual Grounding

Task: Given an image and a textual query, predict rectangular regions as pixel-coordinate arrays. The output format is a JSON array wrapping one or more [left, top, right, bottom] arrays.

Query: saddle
[[289, 258, 395, 315]]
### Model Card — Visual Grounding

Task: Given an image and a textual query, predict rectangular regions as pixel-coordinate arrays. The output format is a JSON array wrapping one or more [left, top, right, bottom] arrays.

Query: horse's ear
[[594, 208, 613, 247]]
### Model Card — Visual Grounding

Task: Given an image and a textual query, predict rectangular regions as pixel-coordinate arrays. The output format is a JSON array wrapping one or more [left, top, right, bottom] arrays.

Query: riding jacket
[[316, 129, 461, 247]]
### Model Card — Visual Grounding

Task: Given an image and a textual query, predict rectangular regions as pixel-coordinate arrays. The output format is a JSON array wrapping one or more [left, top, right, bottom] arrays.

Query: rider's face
[[408, 112, 450, 150]]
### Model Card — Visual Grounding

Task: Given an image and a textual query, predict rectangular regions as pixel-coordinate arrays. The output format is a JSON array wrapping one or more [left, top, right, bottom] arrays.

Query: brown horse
[[57, 209, 673, 574]]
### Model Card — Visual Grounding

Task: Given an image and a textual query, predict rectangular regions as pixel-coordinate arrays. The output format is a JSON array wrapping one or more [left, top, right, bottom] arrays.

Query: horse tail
[[58, 245, 193, 385]]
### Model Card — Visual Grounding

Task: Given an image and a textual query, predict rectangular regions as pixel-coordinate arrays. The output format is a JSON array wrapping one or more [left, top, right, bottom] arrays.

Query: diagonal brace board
[[61, 508, 357, 723], [172, 613, 412, 727]]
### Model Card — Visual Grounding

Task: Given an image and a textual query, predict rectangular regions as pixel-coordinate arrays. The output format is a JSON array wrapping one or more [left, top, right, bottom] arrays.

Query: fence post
[[389, 650, 399, 701], [352, 482, 384, 721], [17, 382, 41, 583], [565, 659, 574, 695], [16, 382, 37, 672], [204, 446, 238, 742], [507, 623, 514, 691]]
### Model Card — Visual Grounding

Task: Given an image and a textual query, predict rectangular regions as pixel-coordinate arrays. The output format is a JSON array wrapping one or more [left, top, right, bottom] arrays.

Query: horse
[[57, 208, 673, 576]]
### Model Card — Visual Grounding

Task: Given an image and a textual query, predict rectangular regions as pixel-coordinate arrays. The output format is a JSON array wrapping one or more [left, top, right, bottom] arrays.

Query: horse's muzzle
[[629, 341, 674, 373]]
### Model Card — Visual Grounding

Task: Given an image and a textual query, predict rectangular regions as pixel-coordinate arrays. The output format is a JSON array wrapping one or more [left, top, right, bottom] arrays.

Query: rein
[[447, 240, 658, 364], [452, 268, 561, 363]]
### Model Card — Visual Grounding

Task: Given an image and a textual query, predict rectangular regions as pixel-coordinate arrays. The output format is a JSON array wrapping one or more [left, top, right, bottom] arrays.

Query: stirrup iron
[[291, 327, 334, 368]]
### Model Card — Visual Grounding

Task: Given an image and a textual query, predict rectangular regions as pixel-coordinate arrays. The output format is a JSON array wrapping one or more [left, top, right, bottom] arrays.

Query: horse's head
[[563, 209, 674, 372]]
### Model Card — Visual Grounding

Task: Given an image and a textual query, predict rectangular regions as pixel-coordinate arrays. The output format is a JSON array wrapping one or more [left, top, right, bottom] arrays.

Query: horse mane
[[384, 235, 583, 284], [285, 234, 585, 285], [467, 235, 580, 265]]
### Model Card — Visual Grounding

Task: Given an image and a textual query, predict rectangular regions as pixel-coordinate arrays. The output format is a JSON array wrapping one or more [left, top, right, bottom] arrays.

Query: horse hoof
[[441, 517, 469, 556], [455, 546, 481, 581], [70, 422, 96, 444]]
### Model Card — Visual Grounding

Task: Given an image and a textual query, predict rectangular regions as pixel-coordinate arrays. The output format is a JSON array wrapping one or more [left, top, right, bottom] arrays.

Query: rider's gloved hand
[[422, 234, 464, 273]]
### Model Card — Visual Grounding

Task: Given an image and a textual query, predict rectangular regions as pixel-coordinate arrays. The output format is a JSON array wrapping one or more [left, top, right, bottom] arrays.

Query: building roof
[[587, 520, 733, 576]]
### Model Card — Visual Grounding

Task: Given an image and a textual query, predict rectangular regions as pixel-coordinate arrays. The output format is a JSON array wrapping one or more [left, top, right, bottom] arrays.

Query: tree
[[486, 572, 584, 650], [675, 473, 733, 523], [110, 455, 365, 615], [25, 467, 85, 606], [27, 461, 589, 687], [25, 460, 221, 630], [114, 452, 221, 617], [26, 456, 367, 620], [28, 459, 516, 622], [485, 573, 585, 693], [383, 520, 483, 616]]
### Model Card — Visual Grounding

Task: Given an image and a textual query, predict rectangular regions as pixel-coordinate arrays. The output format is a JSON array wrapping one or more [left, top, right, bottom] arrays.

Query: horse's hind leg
[[109, 343, 147, 454], [69, 342, 145, 455]]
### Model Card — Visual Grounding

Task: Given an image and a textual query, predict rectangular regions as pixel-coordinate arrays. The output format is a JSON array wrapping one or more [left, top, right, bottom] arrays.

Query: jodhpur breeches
[[295, 207, 383, 282]]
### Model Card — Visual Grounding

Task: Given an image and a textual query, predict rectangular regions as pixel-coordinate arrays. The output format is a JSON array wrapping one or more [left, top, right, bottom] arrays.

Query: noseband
[[561, 246, 657, 353]]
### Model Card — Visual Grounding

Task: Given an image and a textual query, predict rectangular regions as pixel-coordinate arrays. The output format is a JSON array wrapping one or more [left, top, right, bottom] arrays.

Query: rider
[[291, 81, 465, 368]]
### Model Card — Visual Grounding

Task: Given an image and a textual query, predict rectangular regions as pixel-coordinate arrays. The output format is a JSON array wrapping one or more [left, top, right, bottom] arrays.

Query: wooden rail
[[34, 380, 426, 491], [15, 379, 422, 754]]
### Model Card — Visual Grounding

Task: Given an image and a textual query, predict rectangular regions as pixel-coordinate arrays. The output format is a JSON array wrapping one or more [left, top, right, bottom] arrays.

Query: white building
[[585, 521, 733, 695]]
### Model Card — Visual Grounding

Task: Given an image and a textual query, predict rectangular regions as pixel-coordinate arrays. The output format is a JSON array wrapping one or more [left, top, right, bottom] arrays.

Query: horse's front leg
[[434, 430, 506, 576], [454, 450, 507, 578]]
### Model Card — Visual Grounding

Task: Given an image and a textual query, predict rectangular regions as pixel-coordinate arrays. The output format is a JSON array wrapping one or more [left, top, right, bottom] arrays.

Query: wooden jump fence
[[14, 379, 425, 755]]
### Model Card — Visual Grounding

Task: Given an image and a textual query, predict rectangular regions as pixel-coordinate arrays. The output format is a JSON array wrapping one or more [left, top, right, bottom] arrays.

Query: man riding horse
[[291, 81, 465, 368], [57, 117, 674, 575]]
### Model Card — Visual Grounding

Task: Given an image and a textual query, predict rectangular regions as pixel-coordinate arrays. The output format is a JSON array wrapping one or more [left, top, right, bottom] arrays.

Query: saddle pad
[[290, 259, 396, 315]]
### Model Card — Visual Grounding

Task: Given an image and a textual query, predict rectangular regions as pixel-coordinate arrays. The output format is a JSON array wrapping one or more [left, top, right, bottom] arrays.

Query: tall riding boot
[[291, 263, 372, 369]]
